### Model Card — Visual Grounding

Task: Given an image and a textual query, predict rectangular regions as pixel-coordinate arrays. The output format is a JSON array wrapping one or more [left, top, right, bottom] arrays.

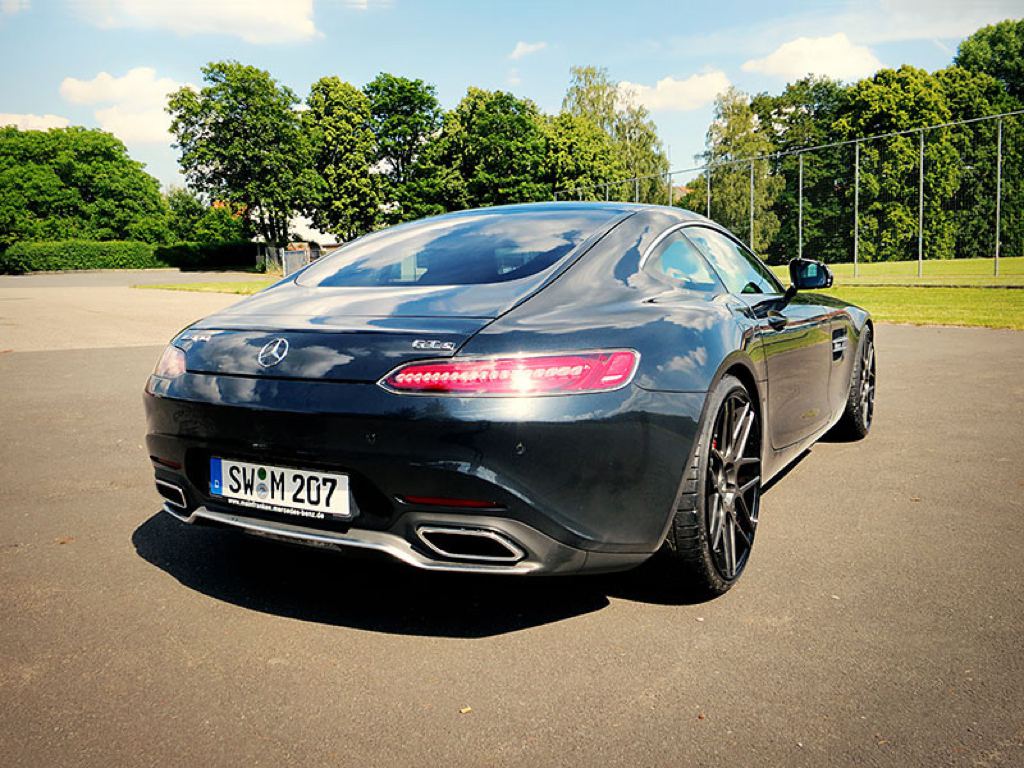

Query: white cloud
[[73, 0, 317, 44], [507, 68, 522, 86], [742, 33, 882, 81], [508, 41, 547, 60], [1, 0, 29, 16], [618, 70, 730, 112], [670, 0, 1021, 62], [0, 113, 69, 130], [60, 67, 186, 143]]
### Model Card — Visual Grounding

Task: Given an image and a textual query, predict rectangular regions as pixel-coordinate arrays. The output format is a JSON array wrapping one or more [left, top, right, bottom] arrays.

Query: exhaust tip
[[155, 479, 187, 509], [416, 526, 525, 563]]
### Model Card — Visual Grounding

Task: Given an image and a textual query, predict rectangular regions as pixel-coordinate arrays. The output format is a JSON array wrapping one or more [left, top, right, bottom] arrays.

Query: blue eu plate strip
[[209, 457, 223, 496]]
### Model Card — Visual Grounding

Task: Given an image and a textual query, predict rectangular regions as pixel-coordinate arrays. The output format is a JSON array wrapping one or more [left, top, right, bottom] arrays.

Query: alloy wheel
[[706, 389, 761, 580], [859, 338, 876, 429]]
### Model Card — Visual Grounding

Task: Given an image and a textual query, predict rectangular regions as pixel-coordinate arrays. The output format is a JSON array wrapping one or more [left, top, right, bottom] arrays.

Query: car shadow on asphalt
[[132, 512, 718, 637]]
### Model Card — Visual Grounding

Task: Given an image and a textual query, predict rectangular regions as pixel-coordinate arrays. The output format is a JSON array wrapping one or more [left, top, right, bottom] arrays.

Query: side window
[[645, 230, 721, 292], [684, 227, 783, 296]]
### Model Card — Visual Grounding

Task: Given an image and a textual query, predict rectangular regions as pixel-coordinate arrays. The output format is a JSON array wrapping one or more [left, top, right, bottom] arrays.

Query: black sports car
[[145, 202, 874, 597]]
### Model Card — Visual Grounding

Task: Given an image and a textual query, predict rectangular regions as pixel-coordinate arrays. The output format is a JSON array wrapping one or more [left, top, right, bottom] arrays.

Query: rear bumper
[[158, 501, 650, 575], [144, 372, 705, 574]]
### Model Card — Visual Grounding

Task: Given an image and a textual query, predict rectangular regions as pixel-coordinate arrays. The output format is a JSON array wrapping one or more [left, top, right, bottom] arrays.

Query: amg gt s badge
[[412, 339, 456, 351]]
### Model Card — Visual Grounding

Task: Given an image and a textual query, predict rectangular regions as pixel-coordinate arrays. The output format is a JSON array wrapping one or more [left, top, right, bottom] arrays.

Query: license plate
[[209, 458, 351, 521]]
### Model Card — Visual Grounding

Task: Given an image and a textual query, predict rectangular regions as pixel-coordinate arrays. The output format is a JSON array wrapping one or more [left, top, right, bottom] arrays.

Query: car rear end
[[143, 205, 700, 574]]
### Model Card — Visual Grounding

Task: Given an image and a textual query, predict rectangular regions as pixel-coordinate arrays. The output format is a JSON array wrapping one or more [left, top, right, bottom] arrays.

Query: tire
[[658, 374, 762, 599], [832, 325, 875, 440]]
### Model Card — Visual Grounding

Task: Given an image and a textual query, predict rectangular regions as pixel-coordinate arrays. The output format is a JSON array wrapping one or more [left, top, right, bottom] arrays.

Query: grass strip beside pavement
[[823, 286, 1024, 331], [135, 280, 275, 295]]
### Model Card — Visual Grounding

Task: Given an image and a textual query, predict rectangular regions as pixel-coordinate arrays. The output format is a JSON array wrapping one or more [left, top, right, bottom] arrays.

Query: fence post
[[749, 161, 755, 248], [995, 117, 1003, 276], [634, 177, 639, 204], [918, 129, 924, 278], [798, 153, 804, 260], [854, 141, 860, 278], [706, 166, 712, 218], [605, 183, 610, 202]]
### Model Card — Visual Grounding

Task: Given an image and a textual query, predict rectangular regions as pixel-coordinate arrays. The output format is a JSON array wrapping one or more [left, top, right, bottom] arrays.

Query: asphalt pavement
[[0, 273, 1022, 767]]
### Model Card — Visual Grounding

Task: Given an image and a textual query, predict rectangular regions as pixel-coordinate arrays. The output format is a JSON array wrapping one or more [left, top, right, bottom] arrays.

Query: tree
[[165, 187, 205, 241], [682, 88, 782, 253], [750, 77, 850, 263], [364, 73, 442, 190], [302, 76, 379, 241], [166, 187, 247, 243], [544, 113, 625, 199], [562, 65, 618, 134], [0, 126, 169, 249], [167, 61, 306, 246], [934, 65, 1022, 258], [833, 66, 957, 261], [955, 19, 1024, 101], [562, 66, 669, 201], [412, 87, 549, 213]]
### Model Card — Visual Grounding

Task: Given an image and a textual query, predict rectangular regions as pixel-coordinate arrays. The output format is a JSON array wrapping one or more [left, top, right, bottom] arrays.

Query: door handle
[[765, 313, 787, 330]]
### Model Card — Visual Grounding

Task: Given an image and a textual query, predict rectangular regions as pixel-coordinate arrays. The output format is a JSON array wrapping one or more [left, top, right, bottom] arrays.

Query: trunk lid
[[178, 279, 538, 382]]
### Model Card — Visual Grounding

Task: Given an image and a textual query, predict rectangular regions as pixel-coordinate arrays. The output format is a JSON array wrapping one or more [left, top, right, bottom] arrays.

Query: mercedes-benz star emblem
[[257, 337, 289, 368]]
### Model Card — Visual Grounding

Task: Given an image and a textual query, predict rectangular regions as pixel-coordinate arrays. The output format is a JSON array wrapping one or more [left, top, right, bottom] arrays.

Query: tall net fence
[[554, 110, 1024, 277]]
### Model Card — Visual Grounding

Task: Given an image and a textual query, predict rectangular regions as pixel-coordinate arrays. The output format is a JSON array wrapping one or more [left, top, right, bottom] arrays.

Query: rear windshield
[[298, 208, 620, 287]]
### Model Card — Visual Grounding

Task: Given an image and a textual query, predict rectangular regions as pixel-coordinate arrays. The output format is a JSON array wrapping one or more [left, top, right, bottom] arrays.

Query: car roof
[[423, 200, 709, 221]]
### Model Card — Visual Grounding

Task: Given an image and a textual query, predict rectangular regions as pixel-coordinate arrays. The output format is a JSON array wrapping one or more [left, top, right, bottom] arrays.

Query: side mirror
[[788, 258, 833, 291]]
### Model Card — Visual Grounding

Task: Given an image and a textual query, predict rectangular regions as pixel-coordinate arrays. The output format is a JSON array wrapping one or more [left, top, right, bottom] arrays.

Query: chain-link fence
[[554, 110, 1024, 278]]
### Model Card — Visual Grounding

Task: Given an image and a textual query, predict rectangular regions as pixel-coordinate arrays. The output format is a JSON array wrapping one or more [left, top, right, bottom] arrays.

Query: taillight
[[153, 345, 186, 379], [379, 350, 639, 396]]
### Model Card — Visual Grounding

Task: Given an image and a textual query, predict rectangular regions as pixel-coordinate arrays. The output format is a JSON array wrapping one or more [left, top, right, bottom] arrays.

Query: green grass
[[824, 286, 1024, 330], [771, 255, 1024, 287], [135, 280, 275, 295]]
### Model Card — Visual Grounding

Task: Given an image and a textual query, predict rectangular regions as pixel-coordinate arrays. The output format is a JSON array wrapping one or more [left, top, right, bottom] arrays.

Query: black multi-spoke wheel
[[834, 325, 876, 440], [660, 375, 762, 598], [706, 389, 761, 580]]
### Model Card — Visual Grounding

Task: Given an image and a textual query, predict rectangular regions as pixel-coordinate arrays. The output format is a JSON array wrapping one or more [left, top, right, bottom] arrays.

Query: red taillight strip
[[379, 349, 640, 396]]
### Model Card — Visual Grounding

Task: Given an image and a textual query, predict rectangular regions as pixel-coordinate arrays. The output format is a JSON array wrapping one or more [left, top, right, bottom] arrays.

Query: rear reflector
[[380, 350, 639, 396], [401, 495, 501, 509]]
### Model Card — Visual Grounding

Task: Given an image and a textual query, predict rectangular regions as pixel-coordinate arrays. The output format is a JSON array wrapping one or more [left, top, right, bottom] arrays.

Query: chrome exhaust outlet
[[416, 526, 526, 563], [155, 479, 187, 509]]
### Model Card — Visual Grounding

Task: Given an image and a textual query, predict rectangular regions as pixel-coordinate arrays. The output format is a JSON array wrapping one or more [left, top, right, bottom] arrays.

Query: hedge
[[154, 240, 256, 271], [0, 240, 163, 274], [0, 239, 258, 274]]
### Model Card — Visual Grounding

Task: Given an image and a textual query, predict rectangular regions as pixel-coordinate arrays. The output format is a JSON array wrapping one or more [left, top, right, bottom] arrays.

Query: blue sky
[[1, 0, 1021, 189]]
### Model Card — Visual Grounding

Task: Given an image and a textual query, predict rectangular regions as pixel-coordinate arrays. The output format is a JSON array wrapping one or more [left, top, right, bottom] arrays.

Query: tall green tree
[[562, 65, 669, 201], [302, 76, 379, 241], [412, 87, 549, 213], [934, 65, 1021, 258], [682, 88, 782, 253], [955, 19, 1024, 101], [833, 65, 958, 261], [561, 65, 618, 134], [0, 126, 169, 249], [751, 77, 851, 263], [364, 73, 442, 188], [544, 112, 624, 198], [167, 61, 306, 246]]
